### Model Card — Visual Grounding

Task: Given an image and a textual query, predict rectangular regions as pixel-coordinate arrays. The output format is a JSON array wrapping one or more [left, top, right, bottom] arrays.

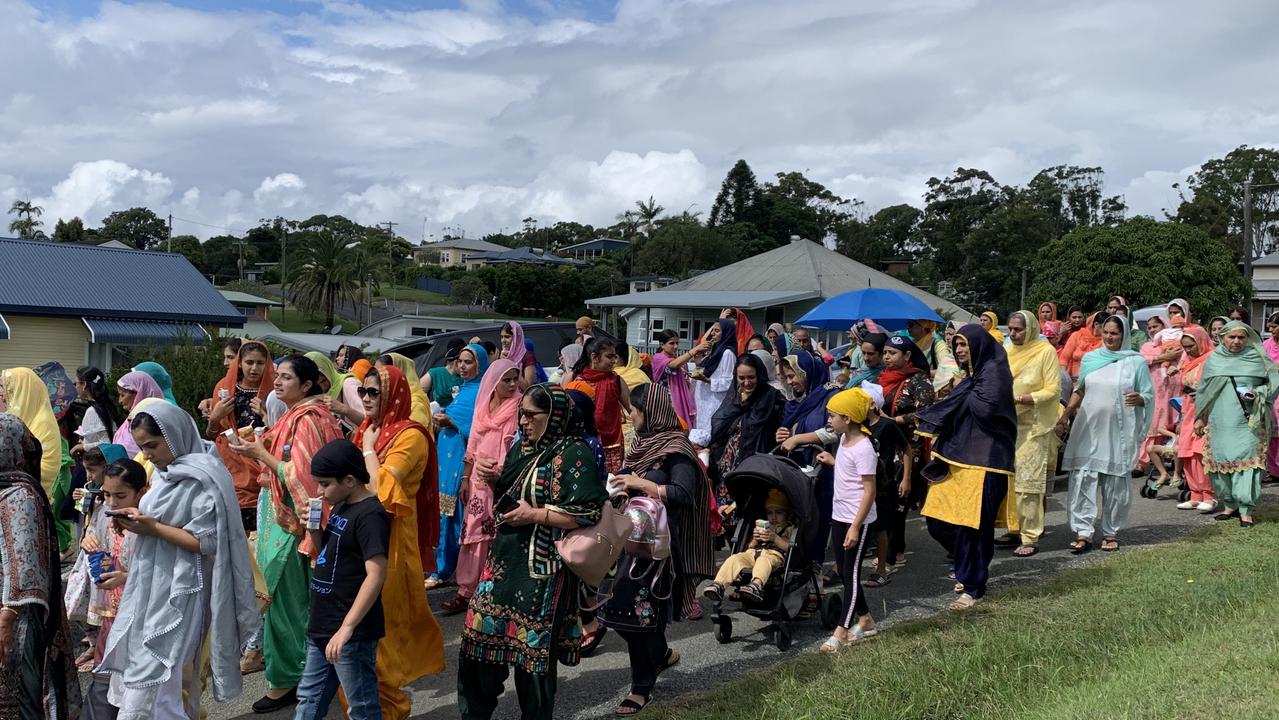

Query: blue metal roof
[[83, 318, 211, 345], [0, 237, 244, 325]]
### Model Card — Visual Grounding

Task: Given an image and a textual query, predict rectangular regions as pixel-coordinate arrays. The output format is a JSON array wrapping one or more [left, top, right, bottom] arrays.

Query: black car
[[385, 322, 617, 376]]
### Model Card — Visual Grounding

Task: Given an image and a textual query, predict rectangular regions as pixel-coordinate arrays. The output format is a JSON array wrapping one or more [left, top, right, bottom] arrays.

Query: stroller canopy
[[723, 453, 819, 528]]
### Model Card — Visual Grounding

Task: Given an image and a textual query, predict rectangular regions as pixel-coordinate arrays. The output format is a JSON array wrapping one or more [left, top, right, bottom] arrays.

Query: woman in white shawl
[[1055, 315, 1154, 554], [97, 402, 260, 720]]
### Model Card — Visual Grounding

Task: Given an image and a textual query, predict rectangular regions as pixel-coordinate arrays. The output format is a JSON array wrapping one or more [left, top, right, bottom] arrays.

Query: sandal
[[849, 624, 878, 642], [701, 583, 724, 603], [948, 593, 978, 610], [1215, 512, 1239, 521], [1069, 538, 1092, 555], [440, 595, 470, 616], [1012, 544, 1039, 557], [580, 625, 608, 657], [656, 649, 680, 675], [423, 575, 449, 591], [818, 636, 845, 654], [1100, 537, 1119, 552], [615, 693, 650, 716], [864, 573, 891, 588], [953, 582, 965, 593], [738, 581, 765, 602], [993, 533, 1019, 548]]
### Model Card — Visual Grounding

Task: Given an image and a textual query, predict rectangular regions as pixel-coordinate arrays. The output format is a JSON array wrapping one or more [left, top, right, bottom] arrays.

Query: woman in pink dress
[[1138, 310, 1182, 473], [1176, 326, 1217, 511], [442, 359, 522, 615], [1263, 312, 1279, 480], [651, 329, 698, 429]]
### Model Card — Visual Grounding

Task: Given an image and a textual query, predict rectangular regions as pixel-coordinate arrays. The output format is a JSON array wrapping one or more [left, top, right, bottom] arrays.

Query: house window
[[411, 327, 428, 337], [440, 251, 451, 264], [651, 318, 664, 332], [678, 319, 690, 341]]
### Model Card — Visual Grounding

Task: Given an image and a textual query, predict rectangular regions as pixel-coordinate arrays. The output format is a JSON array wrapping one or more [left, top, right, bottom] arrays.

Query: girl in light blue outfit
[[429, 343, 489, 585]]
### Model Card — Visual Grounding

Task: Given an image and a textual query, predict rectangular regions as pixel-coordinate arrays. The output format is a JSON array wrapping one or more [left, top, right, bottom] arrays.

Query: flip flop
[[615, 694, 650, 716], [864, 573, 891, 588], [1013, 544, 1039, 557]]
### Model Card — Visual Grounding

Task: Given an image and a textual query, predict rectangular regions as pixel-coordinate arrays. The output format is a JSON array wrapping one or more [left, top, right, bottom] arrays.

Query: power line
[[169, 215, 240, 233]]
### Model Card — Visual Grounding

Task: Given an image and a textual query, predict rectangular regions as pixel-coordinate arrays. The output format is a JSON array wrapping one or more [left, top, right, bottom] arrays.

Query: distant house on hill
[[219, 290, 282, 338], [463, 246, 585, 270], [413, 238, 508, 267], [0, 237, 244, 371], [559, 237, 629, 261]]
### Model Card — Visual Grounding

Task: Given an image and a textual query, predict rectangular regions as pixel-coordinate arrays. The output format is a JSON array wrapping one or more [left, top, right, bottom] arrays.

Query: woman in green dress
[[458, 385, 607, 720], [1193, 320, 1279, 527]]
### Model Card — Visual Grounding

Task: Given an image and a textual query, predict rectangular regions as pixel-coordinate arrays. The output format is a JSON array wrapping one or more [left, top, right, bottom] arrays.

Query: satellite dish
[[330, 325, 344, 335]]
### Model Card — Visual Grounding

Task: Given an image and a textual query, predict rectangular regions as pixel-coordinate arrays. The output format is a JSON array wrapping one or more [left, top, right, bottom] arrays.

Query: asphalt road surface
[[190, 476, 1269, 719]]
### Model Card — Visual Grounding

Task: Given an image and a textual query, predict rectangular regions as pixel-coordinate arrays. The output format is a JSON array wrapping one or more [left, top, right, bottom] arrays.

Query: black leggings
[[831, 520, 870, 629], [616, 629, 669, 697]]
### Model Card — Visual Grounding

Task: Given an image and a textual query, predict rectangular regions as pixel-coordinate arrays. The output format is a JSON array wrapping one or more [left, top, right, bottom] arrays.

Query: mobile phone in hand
[[104, 510, 134, 519], [494, 495, 520, 515]]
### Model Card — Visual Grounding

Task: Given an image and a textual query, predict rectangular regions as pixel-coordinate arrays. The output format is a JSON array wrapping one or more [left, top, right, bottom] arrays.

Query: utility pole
[[280, 224, 288, 323], [167, 213, 173, 252], [1243, 180, 1254, 286], [1020, 267, 1028, 309], [382, 221, 398, 303]]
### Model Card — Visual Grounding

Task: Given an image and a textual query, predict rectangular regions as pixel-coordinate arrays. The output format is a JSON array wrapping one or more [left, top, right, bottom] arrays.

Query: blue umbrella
[[795, 288, 944, 331]]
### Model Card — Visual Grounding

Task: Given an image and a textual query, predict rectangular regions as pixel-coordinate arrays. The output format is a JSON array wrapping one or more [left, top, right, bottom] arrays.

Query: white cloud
[[4, 0, 1279, 243]]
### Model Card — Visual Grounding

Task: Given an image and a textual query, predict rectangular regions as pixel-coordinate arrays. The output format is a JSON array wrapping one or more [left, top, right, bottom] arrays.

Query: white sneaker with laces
[[1176, 500, 1196, 509]]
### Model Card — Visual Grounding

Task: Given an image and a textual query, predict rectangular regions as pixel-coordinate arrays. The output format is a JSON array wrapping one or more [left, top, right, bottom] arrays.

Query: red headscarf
[[354, 365, 440, 574], [1179, 325, 1214, 378], [732, 308, 756, 355], [212, 340, 276, 508]]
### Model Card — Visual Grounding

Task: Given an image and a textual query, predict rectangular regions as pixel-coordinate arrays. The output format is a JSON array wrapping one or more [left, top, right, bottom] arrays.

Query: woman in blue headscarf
[[133, 362, 177, 404], [845, 332, 887, 389], [427, 343, 489, 588], [776, 351, 841, 561]]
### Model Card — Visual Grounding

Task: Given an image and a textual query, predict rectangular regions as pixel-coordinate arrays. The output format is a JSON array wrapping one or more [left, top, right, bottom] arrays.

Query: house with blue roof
[[0, 237, 245, 371]]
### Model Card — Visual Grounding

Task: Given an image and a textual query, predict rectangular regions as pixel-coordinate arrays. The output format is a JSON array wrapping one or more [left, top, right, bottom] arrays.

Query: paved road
[[200, 476, 1269, 719]]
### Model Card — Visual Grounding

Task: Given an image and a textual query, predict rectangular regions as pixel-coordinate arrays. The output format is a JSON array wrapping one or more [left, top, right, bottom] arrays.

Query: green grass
[[373, 285, 451, 304], [653, 507, 1279, 720], [267, 307, 328, 333]]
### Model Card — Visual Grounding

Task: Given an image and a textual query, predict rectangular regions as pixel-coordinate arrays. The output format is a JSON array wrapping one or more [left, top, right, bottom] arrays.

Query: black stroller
[[710, 451, 841, 651]]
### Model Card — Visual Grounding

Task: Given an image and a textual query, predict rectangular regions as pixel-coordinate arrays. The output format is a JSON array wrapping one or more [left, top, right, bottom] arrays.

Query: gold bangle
[[0, 607, 18, 620]]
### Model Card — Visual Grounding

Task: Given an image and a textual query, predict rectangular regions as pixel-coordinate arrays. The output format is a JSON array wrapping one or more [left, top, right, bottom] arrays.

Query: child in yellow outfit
[[702, 489, 794, 603]]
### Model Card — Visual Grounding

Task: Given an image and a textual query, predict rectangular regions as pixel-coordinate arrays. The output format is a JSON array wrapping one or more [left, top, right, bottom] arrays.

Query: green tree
[[957, 194, 1057, 314], [99, 207, 167, 250], [167, 234, 203, 268], [1173, 145, 1279, 260], [1023, 165, 1126, 234], [835, 204, 920, 268], [634, 217, 737, 276], [914, 168, 1006, 281], [708, 159, 761, 228], [634, 196, 664, 237], [289, 231, 362, 330], [7, 199, 45, 239], [1028, 217, 1248, 317], [51, 216, 89, 244], [450, 274, 488, 312], [201, 235, 245, 283]]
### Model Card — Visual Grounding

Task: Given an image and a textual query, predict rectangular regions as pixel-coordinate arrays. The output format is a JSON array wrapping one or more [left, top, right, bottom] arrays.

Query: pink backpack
[[621, 495, 671, 561]]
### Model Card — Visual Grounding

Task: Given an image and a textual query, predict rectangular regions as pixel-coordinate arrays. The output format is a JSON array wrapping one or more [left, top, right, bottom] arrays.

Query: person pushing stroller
[[702, 489, 794, 602]]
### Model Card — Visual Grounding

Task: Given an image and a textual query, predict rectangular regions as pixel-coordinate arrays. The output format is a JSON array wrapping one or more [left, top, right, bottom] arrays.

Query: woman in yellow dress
[[1002, 310, 1062, 556], [354, 365, 445, 719], [1, 367, 75, 550]]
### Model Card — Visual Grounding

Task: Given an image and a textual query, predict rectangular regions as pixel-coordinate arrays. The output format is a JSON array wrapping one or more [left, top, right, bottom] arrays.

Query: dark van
[[384, 322, 616, 375]]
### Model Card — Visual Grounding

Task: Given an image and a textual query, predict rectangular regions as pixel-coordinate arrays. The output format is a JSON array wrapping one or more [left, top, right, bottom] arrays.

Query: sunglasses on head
[[356, 387, 381, 399]]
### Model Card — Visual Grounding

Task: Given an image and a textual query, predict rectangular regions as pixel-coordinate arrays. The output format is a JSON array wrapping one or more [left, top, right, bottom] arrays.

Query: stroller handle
[[770, 442, 826, 456]]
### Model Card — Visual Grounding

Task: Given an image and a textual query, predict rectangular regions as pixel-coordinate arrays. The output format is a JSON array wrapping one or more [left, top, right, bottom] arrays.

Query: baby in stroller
[[702, 489, 794, 602]]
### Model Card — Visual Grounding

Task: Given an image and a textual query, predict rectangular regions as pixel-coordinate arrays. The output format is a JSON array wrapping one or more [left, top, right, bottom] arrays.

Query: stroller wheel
[[715, 616, 732, 644], [819, 593, 842, 631], [775, 624, 792, 651], [1179, 488, 1191, 502], [1139, 485, 1154, 499]]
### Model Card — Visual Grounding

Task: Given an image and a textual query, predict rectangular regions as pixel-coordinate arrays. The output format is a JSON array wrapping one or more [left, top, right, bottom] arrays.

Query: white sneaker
[[1196, 501, 1216, 512], [1176, 500, 1196, 509]]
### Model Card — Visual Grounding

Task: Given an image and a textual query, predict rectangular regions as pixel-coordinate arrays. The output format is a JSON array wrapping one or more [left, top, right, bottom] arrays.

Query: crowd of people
[[0, 298, 1273, 720]]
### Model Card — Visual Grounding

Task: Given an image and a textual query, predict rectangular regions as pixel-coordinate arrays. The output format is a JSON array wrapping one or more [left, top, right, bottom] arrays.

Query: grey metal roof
[[416, 237, 507, 253], [1253, 252, 1279, 267], [0, 237, 244, 325], [83, 318, 211, 345], [559, 237, 629, 251], [587, 239, 974, 319], [465, 246, 584, 266], [219, 290, 283, 307], [588, 289, 818, 309]]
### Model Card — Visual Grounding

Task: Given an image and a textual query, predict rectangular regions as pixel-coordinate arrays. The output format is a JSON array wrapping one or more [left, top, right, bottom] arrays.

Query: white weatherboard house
[[586, 238, 975, 352]]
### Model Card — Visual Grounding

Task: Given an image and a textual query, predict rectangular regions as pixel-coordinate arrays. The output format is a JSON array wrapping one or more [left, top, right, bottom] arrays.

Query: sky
[[3, 0, 1278, 242]]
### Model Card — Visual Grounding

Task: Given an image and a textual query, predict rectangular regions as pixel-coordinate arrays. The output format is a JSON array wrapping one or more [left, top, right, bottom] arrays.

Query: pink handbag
[[555, 497, 630, 587]]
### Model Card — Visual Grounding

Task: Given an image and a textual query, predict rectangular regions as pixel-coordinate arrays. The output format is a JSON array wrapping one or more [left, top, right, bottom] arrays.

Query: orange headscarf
[[211, 340, 276, 508], [350, 358, 373, 382], [353, 365, 440, 574], [1059, 312, 1104, 378]]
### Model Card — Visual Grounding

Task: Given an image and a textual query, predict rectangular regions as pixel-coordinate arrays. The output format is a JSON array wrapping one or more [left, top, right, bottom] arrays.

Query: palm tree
[[8, 199, 45, 239], [635, 196, 664, 237], [288, 230, 363, 330]]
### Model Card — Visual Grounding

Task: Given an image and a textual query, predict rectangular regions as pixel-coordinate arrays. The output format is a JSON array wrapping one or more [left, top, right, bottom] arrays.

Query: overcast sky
[[3, 0, 1277, 241]]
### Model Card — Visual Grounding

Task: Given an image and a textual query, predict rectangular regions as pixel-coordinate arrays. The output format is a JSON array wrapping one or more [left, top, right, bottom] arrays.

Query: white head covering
[[862, 381, 885, 411]]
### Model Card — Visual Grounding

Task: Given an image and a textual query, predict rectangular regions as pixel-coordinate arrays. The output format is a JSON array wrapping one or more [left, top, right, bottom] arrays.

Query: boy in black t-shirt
[[294, 439, 390, 720], [864, 384, 912, 587]]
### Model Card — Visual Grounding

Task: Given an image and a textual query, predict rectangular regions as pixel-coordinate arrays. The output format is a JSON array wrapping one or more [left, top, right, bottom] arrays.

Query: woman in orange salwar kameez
[[354, 365, 445, 719]]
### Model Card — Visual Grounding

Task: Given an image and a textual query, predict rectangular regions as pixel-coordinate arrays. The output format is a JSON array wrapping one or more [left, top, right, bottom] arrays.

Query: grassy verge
[[654, 507, 1279, 720], [267, 307, 328, 333], [374, 285, 451, 304]]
